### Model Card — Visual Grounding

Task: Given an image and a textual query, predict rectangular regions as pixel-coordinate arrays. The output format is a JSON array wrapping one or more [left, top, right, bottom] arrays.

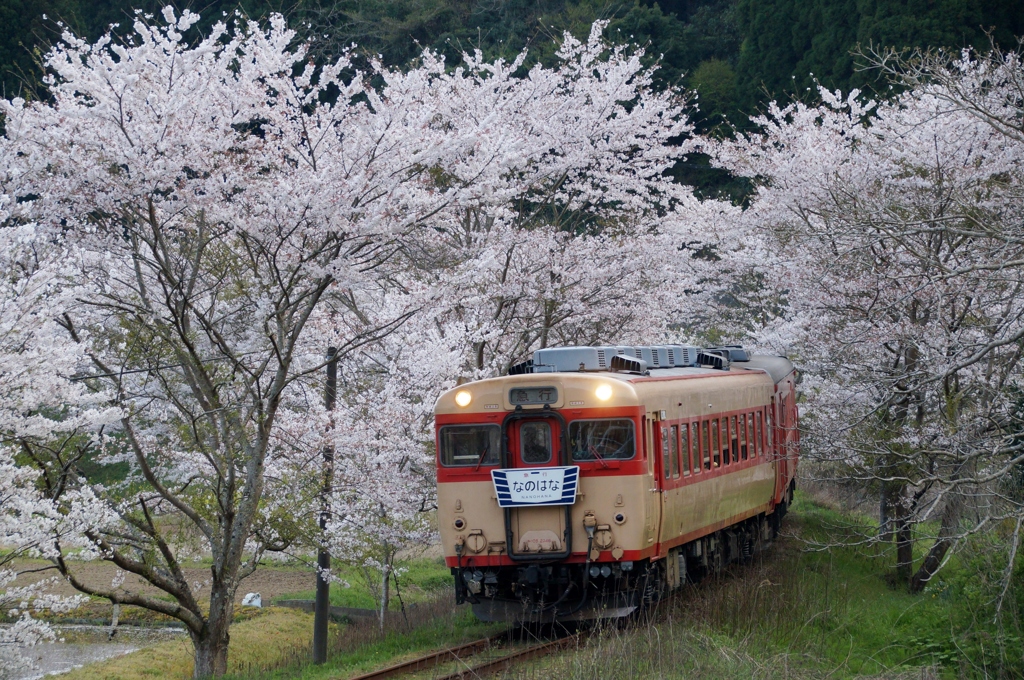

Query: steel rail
[[343, 632, 509, 680], [433, 634, 581, 680]]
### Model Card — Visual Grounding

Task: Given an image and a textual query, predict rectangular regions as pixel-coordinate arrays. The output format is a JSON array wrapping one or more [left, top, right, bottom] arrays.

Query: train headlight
[[595, 384, 613, 401], [455, 390, 472, 407]]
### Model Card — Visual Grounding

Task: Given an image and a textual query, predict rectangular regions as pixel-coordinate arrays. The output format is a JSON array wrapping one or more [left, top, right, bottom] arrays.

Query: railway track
[[344, 630, 582, 680]]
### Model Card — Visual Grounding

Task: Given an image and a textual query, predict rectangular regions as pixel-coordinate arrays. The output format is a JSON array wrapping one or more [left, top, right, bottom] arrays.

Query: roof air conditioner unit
[[706, 345, 750, 362], [611, 355, 647, 373], [532, 347, 610, 372], [666, 345, 700, 367]]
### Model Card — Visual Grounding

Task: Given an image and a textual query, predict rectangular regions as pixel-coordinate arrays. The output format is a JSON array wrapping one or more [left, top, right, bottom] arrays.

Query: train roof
[[435, 347, 796, 415]]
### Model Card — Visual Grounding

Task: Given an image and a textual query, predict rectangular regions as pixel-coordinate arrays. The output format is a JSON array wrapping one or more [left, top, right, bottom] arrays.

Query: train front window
[[520, 421, 552, 464], [439, 424, 500, 467], [570, 419, 635, 462]]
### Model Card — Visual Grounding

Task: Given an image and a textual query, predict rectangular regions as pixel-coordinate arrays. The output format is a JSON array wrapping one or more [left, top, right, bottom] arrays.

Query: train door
[[506, 416, 570, 558]]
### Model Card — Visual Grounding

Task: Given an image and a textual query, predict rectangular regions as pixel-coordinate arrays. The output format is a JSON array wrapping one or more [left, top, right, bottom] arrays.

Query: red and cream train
[[434, 345, 799, 622]]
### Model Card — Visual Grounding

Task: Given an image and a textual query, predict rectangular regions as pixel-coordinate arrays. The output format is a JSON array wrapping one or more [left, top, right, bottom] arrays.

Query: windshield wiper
[[474, 442, 491, 471], [588, 444, 610, 469]]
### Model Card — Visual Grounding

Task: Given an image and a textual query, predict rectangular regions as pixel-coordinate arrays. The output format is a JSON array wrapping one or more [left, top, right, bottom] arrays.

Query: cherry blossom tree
[[706, 47, 1024, 596], [316, 27, 740, 621], [0, 7, 486, 675], [0, 9, 738, 675], [0, 454, 92, 679], [0, 209, 113, 675]]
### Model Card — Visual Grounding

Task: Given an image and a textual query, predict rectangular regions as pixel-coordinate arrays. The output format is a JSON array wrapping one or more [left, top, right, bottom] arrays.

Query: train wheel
[[756, 516, 772, 553], [639, 561, 667, 607], [710, 535, 724, 575], [684, 552, 703, 584]]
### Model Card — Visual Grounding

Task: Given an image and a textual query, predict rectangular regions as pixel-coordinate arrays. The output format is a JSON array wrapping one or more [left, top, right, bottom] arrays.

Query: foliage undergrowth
[[274, 557, 453, 610]]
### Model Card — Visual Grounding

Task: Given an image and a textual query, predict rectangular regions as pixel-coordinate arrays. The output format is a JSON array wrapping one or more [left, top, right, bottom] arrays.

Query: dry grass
[[60, 607, 325, 680], [231, 592, 501, 680]]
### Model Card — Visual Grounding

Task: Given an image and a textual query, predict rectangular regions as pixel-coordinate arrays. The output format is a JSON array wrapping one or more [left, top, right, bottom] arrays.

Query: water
[[6, 624, 186, 679]]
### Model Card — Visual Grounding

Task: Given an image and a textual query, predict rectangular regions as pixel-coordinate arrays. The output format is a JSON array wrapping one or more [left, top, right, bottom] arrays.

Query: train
[[434, 344, 799, 622]]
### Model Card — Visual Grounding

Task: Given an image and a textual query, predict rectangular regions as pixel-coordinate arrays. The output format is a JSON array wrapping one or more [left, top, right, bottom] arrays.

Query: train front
[[434, 372, 656, 623]]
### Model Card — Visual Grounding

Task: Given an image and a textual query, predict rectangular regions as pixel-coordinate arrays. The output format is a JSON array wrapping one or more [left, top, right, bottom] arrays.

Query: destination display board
[[491, 466, 579, 507], [508, 386, 558, 405]]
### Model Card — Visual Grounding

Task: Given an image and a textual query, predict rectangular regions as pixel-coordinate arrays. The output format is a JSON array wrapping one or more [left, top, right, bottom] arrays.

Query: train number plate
[[491, 466, 579, 507]]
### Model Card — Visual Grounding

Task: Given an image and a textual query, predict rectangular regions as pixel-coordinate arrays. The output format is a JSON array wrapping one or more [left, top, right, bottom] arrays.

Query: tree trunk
[[879, 483, 895, 543], [379, 564, 390, 632], [895, 518, 914, 586], [193, 635, 229, 679], [909, 496, 962, 593], [890, 487, 914, 586], [192, 589, 234, 678]]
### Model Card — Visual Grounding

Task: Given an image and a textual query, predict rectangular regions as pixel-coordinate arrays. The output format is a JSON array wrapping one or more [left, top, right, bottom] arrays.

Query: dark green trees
[[734, 0, 1024, 109]]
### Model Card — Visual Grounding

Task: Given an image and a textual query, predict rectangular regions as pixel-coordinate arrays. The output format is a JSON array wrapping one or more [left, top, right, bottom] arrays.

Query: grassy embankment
[[60, 494, 1023, 679], [510, 494, 1023, 679], [58, 557, 499, 680]]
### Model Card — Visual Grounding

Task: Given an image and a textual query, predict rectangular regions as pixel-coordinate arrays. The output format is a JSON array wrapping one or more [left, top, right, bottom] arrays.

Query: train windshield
[[569, 419, 635, 461], [439, 424, 501, 467]]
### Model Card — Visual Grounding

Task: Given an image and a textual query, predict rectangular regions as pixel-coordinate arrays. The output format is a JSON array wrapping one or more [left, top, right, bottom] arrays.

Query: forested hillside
[[4, 0, 1024, 120]]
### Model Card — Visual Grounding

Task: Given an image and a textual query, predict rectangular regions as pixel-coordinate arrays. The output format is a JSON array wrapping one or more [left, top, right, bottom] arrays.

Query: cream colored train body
[[435, 347, 798, 622]]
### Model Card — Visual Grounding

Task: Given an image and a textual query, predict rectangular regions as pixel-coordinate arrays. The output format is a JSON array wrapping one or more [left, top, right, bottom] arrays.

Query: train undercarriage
[[454, 500, 790, 624]]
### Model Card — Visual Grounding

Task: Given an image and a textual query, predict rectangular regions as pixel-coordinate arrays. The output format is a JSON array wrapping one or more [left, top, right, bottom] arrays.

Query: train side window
[[439, 424, 501, 467], [661, 426, 671, 480], [669, 425, 679, 478], [711, 419, 720, 467], [729, 416, 738, 464], [718, 418, 726, 466], [681, 424, 691, 476], [767, 402, 774, 450], [740, 414, 748, 460], [747, 413, 755, 459], [702, 420, 711, 470], [755, 411, 763, 457]]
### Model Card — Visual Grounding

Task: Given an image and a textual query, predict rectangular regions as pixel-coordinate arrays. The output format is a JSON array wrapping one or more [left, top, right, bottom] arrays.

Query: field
[[54, 492, 1022, 679]]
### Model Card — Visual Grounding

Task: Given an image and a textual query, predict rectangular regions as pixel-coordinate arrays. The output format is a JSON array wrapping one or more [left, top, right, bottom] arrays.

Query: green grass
[[509, 494, 1024, 679], [57, 495, 1024, 679], [226, 600, 501, 680], [273, 557, 454, 610]]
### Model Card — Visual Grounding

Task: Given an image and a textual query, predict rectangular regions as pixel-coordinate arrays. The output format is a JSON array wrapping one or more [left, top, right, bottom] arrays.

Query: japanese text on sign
[[508, 386, 559, 405], [503, 468, 567, 503]]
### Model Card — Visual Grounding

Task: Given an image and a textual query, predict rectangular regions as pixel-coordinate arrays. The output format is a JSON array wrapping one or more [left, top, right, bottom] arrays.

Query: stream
[[7, 624, 187, 679]]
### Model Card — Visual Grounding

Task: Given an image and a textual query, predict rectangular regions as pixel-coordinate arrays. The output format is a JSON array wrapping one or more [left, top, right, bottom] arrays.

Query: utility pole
[[313, 346, 337, 664]]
